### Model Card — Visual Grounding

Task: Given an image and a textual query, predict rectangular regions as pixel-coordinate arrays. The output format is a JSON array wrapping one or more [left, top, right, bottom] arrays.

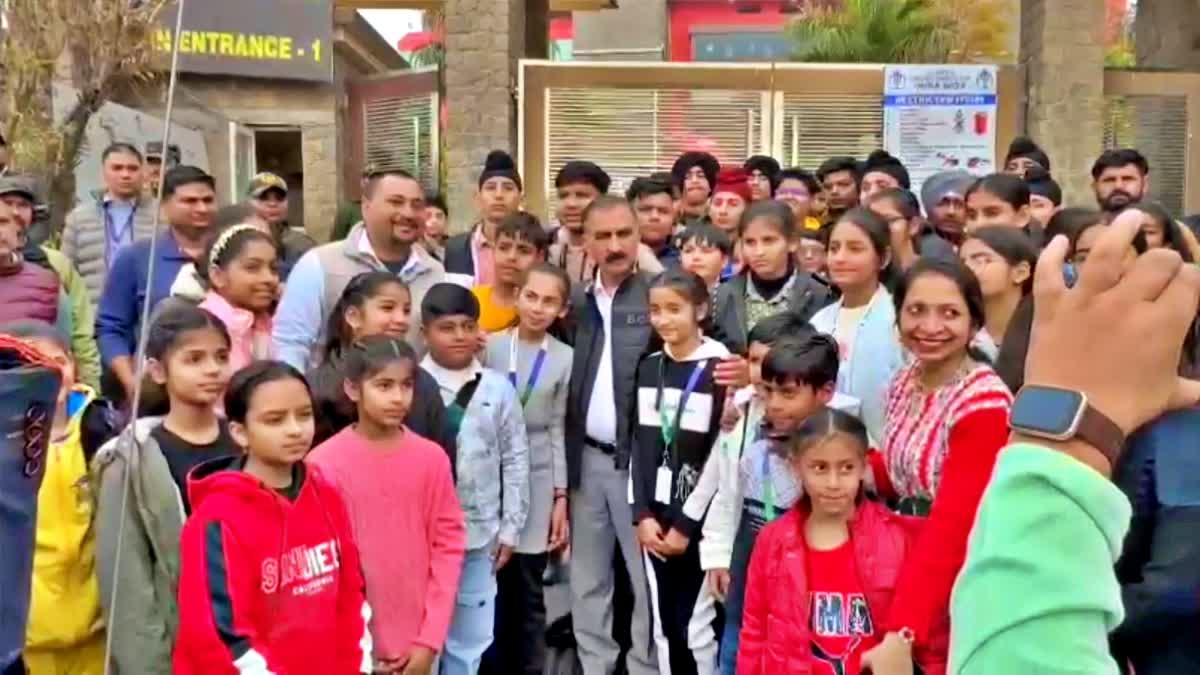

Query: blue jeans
[[719, 618, 739, 675], [442, 547, 497, 675]]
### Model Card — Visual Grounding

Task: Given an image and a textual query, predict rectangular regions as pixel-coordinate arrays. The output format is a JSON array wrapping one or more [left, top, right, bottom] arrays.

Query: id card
[[655, 466, 673, 504]]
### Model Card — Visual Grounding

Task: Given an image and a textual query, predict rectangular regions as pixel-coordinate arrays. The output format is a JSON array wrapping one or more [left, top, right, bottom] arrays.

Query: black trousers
[[482, 552, 548, 675]]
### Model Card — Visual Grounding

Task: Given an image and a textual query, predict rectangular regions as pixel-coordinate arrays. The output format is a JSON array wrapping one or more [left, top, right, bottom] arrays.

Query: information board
[[155, 0, 333, 82], [883, 65, 998, 190]]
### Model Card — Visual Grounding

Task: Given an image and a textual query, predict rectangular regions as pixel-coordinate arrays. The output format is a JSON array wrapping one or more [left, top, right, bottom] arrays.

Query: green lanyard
[[656, 360, 708, 464]]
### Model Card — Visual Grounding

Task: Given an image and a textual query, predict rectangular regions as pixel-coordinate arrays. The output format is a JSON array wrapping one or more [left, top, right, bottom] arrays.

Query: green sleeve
[[331, 202, 362, 241], [950, 444, 1130, 675], [43, 247, 101, 389]]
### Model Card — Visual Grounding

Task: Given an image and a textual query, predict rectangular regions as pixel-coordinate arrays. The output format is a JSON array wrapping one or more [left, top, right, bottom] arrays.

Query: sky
[[360, 9, 425, 52]]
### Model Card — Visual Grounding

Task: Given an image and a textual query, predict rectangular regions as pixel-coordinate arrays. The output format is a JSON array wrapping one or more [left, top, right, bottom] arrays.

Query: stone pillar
[[1020, 0, 1106, 206], [444, 0, 526, 232]]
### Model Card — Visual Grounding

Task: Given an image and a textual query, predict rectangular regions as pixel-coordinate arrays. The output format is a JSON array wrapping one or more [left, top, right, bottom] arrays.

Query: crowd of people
[[0, 132, 1198, 675]]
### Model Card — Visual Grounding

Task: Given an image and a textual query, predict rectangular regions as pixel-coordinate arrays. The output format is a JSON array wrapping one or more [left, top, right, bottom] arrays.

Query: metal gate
[[518, 60, 1023, 221], [1103, 70, 1200, 215], [346, 67, 440, 200]]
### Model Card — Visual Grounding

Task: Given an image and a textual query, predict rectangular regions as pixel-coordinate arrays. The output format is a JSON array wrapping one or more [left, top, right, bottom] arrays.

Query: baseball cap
[[0, 175, 37, 202], [248, 172, 288, 198]]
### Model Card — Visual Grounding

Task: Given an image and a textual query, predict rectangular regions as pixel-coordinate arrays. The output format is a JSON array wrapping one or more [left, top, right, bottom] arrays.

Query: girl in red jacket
[[737, 409, 946, 675], [174, 361, 373, 674]]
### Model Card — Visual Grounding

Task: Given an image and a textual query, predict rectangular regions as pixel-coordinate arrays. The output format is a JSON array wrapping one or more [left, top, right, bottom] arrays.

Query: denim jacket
[[425, 363, 530, 551], [809, 285, 904, 443]]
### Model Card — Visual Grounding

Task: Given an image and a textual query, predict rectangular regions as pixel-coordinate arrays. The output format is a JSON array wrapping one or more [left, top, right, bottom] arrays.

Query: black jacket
[[630, 339, 727, 535], [562, 270, 660, 489], [443, 226, 476, 279], [307, 353, 454, 471], [709, 270, 832, 354], [1111, 408, 1200, 675]]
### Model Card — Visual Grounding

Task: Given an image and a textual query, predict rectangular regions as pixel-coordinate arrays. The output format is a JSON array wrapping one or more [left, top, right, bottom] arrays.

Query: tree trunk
[[1135, 0, 1200, 69]]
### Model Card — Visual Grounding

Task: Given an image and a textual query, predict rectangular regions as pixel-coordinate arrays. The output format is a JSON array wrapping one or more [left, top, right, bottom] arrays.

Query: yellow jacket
[[26, 385, 104, 650]]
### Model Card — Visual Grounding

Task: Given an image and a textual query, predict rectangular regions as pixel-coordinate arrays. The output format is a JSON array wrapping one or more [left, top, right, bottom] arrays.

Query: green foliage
[[788, 0, 956, 63], [1, 0, 167, 232], [1106, 38, 1136, 69]]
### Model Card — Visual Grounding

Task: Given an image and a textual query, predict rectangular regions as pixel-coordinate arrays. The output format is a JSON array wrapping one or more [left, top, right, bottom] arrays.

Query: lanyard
[[761, 448, 777, 521], [507, 330, 549, 408], [103, 201, 137, 264], [656, 360, 708, 462]]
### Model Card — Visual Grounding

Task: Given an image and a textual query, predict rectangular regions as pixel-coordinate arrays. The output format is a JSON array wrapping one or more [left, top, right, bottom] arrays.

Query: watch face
[[1011, 386, 1086, 439]]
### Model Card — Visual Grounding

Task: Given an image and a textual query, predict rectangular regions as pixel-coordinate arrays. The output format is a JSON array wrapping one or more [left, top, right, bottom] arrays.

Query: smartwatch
[[1009, 385, 1125, 466]]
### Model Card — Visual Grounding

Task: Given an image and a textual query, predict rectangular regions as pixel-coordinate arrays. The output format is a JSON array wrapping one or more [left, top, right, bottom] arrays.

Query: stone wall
[[1020, 0, 1106, 207], [175, 74, 340, 240], [573, 0, 667, 61], [443, 0, 527, 233]]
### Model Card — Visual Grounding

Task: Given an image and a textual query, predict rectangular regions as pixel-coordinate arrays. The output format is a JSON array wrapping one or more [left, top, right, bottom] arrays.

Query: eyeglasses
[[23, 403, 48, 478], [776, 188, 810, 201]]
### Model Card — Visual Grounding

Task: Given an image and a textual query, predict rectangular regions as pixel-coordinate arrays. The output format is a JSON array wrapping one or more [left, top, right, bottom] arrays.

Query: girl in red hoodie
[[175, 361, 373, 674], [737, 409, 946, 675]]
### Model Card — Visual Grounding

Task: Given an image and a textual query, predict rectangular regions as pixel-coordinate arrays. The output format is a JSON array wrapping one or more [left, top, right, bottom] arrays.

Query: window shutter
[[779, 93, 882, 173], [544, 87, 766, 217], [363, 93, 437, 191], [1103, 94, 1188, 215]]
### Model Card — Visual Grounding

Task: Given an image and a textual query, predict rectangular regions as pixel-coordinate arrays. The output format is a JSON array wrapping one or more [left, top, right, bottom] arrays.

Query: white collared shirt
[[585, 276, 620, 444], [421, 354, 484, 406]]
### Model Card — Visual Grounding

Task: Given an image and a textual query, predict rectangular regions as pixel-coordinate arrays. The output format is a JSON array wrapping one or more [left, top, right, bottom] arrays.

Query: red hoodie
[[737, 499, 948, 675], [174, 457, 372, 674]]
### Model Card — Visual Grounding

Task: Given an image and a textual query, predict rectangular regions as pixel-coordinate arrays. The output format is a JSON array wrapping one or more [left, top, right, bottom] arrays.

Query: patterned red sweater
[[869, 361, 1012, 648]]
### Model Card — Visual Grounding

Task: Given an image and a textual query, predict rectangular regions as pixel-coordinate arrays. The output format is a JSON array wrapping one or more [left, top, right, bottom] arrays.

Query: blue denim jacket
[[427, 364, 531, 551], [809, 285, 905, 443]]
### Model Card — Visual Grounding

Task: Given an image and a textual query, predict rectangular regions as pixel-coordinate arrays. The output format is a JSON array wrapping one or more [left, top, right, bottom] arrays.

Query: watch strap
[[1078, 403, 1125, 467]]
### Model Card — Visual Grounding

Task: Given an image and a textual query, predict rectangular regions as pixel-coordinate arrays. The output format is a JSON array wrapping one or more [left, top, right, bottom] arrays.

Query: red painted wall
[[669, 1, 798, 62]]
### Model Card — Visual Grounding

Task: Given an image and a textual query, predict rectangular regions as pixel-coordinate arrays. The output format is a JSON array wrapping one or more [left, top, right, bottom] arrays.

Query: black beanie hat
[[421, 282, 481, 325], [1024, 166, 1062, 206], [1005, 137, 1051, 173], [670, 151, 720, 191], [478, 149, 523, 191], [863, 149, 911, 190], [743, 155, 781, 179]]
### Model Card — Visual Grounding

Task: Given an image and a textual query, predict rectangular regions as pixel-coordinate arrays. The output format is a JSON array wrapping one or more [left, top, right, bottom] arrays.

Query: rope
[[101, 1, 187, 671]]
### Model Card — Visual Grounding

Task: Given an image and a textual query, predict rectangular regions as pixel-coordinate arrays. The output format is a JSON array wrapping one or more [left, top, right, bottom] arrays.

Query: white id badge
[[655, 466, 673, 504]]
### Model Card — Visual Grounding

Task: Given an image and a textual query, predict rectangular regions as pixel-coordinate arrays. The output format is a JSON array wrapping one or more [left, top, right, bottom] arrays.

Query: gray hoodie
[[93, 418, 181, 675]]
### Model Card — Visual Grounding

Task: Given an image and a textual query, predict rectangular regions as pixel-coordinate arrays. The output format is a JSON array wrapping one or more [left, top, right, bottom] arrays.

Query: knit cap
[[920, 170, 974, 214], [671, 151, 720, 191], [712, 168, 751, 203], [478, 150, 522, 190]]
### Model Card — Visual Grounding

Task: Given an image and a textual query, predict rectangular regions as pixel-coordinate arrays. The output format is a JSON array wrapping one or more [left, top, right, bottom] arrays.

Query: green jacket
[[93, 418, 182, 675], [42, 247, 101, 389], [331, 201, 362, 241], [950, 444, 1130, 674]]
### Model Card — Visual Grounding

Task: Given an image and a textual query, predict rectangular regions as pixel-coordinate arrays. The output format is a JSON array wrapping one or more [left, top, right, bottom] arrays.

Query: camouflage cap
[[248, 172, 288, 198], [0, 175, 36, 202]]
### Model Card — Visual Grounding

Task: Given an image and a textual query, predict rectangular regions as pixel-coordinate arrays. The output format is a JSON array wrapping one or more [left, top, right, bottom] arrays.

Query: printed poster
[[883, 65, 998, 190]]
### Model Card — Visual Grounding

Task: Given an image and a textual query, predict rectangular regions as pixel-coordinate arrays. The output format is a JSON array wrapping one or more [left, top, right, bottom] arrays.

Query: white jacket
[[684, 389, 763, 571]]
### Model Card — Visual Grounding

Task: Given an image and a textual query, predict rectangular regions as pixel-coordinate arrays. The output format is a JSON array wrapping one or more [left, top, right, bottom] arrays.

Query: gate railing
[[518, 60, 1024, 222], [1103, 69, 1200, 215]]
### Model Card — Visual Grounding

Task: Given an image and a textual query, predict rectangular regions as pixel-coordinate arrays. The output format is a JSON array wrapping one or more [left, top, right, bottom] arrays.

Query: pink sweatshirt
[[307, 426, 466, 658]]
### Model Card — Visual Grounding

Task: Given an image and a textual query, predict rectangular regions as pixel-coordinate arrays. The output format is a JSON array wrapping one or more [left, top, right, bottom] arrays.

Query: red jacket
[[174, 457, 372, 674], [737, 500, 948, 675]]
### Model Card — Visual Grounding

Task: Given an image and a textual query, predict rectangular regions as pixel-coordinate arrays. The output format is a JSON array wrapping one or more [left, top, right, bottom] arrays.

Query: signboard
[[156, 0, 333, 82], [883, 65, 998, 190]]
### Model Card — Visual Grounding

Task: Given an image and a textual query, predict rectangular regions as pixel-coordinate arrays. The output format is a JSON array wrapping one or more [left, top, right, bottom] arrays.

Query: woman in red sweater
[[738, 408, 947, 675], [862, 257, 1012, 673]]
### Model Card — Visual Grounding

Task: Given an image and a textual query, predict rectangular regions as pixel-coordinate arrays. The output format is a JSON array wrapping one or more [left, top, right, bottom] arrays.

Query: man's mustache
[[604, 251, 627, 264]]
